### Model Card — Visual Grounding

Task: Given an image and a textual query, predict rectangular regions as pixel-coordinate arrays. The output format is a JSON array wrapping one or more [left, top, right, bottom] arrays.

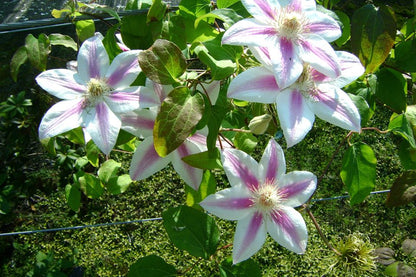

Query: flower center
[[275, 9, 306, 41], [296, 65, 319, 101], [87, 78, 111, 97], [252, 182, 282, 213]]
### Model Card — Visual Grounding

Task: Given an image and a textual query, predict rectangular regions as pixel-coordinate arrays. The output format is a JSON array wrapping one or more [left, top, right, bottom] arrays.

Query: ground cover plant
[[1, 0, 416, 276]]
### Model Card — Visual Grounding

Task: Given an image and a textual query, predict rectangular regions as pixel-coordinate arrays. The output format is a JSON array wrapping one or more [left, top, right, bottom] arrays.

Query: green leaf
[[63, 127, 85, 145], [351, 4, 396, 73], [125, 0, 152, 10], [127, 255, 176, 277], [388, 113, 416, 148], [193, 34, 241, 80], [147, 0, 166, 23], [162, 205, 220, 259], [340, 142, 377, 205], [233, 132, 258, 154], [86, 140, 100, 167], [348, 93, 371, 127], [182, 149, 222, 170], [386, 170, 416, 207], [334, 10, 351, 47], [78, 173, 103, 199], [398, 141, 416, 170], [195, 8, 243, 29], [375, 68, 407, 113], [153, 87, 205, 157], [179, 0, 211, 18], [49, 34, 77, 51], [103, 24, 123, 61], [75, 20, 95, 42], [75, 156, 89, 170], [385, 261, 399, 276], [186, 170, 217, 208], [161, 14, 187, 50], [217, 0, 240, 9], [65, 184, 81, 212], [10, 46, 28, 82], [107, 174, 132, 195], [94, 6, 121, 22], [219, 257, 262, 277], [25, 34, 50, 72], [98, 159, 121, 183], [120, 13, 154, 50], [40, 137, 56, 156], [390, 38, 416, 72], [138, 39, 186, 84]]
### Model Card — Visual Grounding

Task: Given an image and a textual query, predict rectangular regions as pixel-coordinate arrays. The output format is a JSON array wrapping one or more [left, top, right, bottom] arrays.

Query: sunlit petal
[[36, 69, 86, 99], [228, 67, 279, 104], [129, 136, 172, 181], [105, 50, 141, 89], [241, 0, 280, 22], [267, 206, 308, 254], [279, 171, 317, 207], [38, 99, 83, 139], [82, 102, 120, 155], [304, 11, 341, 42], [77, 34, 109, 81], [233, 212, 266, 264], [276, 88, 315, 147], [222, 148, 261, 191], [259, 139, 286, 182], [121, 109, 156, 138]]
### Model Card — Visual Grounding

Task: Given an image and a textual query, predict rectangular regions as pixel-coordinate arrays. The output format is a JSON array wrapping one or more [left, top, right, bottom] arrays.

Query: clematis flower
[[200, 139, 317, 264], [222, 0, 342, 89], [122, 79, 219, 190], [36, 33, 159, 154], [227, 50, 363, 147]]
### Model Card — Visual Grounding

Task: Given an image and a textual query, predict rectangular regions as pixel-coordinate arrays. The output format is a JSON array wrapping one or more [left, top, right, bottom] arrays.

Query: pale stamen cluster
[[251, 180, 284, 215], [84, 78, 112, 107], [274, 8, 307, 41]]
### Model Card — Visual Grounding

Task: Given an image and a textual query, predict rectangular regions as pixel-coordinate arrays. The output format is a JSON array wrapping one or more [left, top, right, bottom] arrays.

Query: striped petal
[[326, 51, 365, 88], [233, 211, 266, 264], [307, 85, 361, 132], [197, 81, 221, 104], [270, 37, 303, 89], [227, 67, 279, 104], [259, 139, 286, 182], [129, 136, 172, 181], [200, 184, 254, 220], [171, 139, 206, 190], [82, 102, 120, 155], [77, 35, 109, 82], [304, 11, 341, 42], [38, 99, 83, 139], [276, 88, 315, 147], [241, 0, 280, 22], [36, 69, 86, 100], [105, 86, 159, 113], [222, 148, 261, 191], [282, 0, 316, 12], [267, 206, 308, 254], [105, 50, 141, 89], [299, 35, 341, 79], [120, 109, 156, 138], [279, 171, 317, 207], [222, 18, 278, 47]]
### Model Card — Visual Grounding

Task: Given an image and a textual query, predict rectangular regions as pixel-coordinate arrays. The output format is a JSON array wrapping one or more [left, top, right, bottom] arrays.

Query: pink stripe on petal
[[177, 144, 200, 187], [122, 115, 154, 131], [228, 74, 279, 99], [310, 69, 330, 83], [253, 0, 277, 20], [203, 197, 253, 209], [106, 60, 138, 88], [226, 151, 259, 191], [279, 38, 295, 87], [288, 0, 302, 11], [290, 90, 305, 127], [280, 180, 311, 200], [130, 144, 160, 180], [88, 39, 101, 79], [306, 23, 340, 34], [235, 212, 263, 260], [223, 27, 277, 44], [265, 141, 279, 182], [96, 103, 110, 147], [271, 210, 302, 250], [300, 40, 341, 76], [109, 92, 140, 102]]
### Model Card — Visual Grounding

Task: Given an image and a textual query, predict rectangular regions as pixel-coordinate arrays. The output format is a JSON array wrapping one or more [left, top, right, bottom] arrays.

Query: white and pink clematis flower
[[228, 50, 363, 147], [200, 139, 316, 264], [123, 80, 220, 190], [222, 0, 342, 89], [36, 33, 159, 154]]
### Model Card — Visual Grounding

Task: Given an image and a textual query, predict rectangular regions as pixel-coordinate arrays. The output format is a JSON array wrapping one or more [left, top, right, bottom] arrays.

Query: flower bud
[[248, 114, 272, 135]]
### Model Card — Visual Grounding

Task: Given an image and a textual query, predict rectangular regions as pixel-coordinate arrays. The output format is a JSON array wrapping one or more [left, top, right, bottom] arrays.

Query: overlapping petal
[[227, 67, 279, 103], [308, 85, 361, 132], [121, 109, 156, 138], [276, 89, 315, 147], [105, 50, 141, 89]]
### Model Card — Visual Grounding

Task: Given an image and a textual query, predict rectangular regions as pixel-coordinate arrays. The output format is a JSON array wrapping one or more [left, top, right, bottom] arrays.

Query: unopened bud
[[248, 114, 272, 135]]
